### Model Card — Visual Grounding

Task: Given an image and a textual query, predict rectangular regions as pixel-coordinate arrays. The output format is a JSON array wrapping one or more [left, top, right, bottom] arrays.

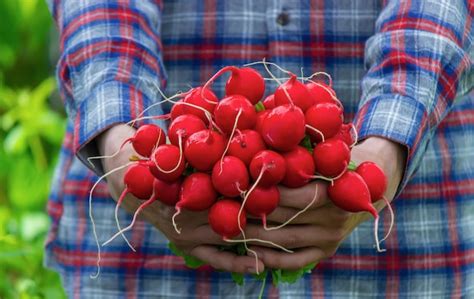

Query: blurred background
[[0, 0, 66, 298]]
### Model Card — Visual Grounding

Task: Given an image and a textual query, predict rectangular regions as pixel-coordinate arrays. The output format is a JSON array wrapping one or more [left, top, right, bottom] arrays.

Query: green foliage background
[[0, 0, 66, 298]]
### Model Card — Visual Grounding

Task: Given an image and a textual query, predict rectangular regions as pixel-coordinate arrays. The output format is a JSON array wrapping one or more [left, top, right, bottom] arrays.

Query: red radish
[[327, 171, 385, 252], [104, 164, 156, 250], [212, 156, 249, 197], [208, 199, 247, 239], [153, 177, 181, 206], [120, 163, 155, 200], [281, 146, 315, 188], [262, 94, 276, 110], [203, 66, 265, 104], [244, 185, 279, 227], [149, 144, 185, 182], [274, 75, 313, 112], [228, 130, 266, 166], [184, 130, 226, 171], [177, 173, 217, 211], [168, 114, 206, 146], [254, 110, 270, 134], [305, 103, 343, 142], [124, 124, 165, 157], [336, 123, 355, 147], [313, 138, 350, 177], [172, 173, 218, 233], [249, 150, 286, 187], [306, 81, 337, 106], [260, 104, 305, 152], [356, 161, 394, 244], [214, 95, 257, 134], [182, 87, 218, 123], [356, 162, 387, 202], [170, 100, 186, 120], [225, 67, 265, 104], [328, 171, 375, 215]]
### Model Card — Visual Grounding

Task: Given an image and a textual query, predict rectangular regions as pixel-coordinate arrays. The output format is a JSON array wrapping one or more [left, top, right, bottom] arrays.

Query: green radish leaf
[[279, 262, 317, 284], [168, 242, 206, 269], [348, 160, 358, 171], [300, 135, 313, 153], [254, 101, 265, 112], [231, 272, 244, 286]]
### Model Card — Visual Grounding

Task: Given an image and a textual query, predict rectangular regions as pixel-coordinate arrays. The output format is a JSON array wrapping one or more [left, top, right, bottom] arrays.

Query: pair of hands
[[97, 124, 406, 274]]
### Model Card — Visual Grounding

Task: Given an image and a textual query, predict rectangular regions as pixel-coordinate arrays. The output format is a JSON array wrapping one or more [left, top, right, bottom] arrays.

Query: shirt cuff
[[353, 94, 430, 194], [73, 80, 165, 175]]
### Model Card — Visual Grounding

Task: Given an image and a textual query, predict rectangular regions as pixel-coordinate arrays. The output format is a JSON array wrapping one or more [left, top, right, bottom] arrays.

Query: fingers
[[249, 246, 324, 270], [264, 204, 352, 226], [190, 245, 264, 274], [244, 224, 345, 250], [278, 182, 329, 210]]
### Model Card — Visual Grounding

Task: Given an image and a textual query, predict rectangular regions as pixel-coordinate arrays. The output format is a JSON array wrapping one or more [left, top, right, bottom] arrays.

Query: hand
[[97, 124, 264, 273], [243, 137, 406, 270]]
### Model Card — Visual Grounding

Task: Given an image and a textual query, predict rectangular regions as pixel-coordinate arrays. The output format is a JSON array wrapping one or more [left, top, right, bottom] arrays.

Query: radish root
[[265, 184, 319, 231], [114, 189, 136, 252], [219, 109, 243, 175], [305, 124, 325, 142], [380, 196, 394, 243], [88, 161, 135, 279], [102, 194, 156, 247]]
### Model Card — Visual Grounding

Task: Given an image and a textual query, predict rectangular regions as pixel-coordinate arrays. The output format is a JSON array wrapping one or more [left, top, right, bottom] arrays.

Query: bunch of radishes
[[90, 62, 393, 279]]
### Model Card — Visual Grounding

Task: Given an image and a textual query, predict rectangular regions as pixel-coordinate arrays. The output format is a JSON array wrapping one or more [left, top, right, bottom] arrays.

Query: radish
[[254, 110, 270, 135], [149, 144, 185, 182], [168, 114, 206, 146], [274, 74, 313, 112], [208, 199, 247, 239], [313, 138, 350, 178], [249, 150, 286, 187], [262, 94, 276, 110], [260, 104, 305, 152], [281, 146, 315, 188], [214, 95, 257, 134], [244, 185, 279, 228], [306, 81, 338, 106], [153, 177, 181, 206], [356, 162, 387, 202], [203, 66, 265, 104], [228, 130, 266, 166], [212, 156, 249, 197], [184, 129, 226, 171], [327, 171, 385, 252], [173, 173, 218, 233], [103, 164, 157, 250], [335, 123, 356, 147], [182, 87, 218, 123], [356, 161, 394, 244], [170, 100, 186, 120], [305, 103, 343, 142], [121, 124, 165, 158]]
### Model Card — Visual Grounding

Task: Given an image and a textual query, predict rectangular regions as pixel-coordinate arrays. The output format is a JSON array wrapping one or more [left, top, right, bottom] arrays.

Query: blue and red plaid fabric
[[45, 0, 473, 298]]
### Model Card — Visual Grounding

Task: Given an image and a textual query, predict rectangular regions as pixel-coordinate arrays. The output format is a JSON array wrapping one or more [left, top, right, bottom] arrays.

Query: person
[[45, 0, 473, 298]]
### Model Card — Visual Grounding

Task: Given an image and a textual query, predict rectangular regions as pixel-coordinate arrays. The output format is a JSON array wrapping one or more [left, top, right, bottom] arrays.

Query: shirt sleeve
[[354, 0, 473, 191], [46, 0, 167, 173]]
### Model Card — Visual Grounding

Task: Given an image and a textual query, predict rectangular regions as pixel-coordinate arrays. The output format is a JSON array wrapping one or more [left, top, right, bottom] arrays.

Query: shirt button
[[276, 12, 290, 26]]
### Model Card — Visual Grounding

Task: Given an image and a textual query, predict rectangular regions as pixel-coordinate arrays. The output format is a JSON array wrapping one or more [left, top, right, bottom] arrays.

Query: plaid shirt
[[45, 0, 473, 298]]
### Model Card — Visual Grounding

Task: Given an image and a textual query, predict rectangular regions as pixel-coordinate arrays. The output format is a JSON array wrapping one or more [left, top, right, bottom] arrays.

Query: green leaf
[[278, 262, 317, 284], [300, 135, 314, 153], [271, 269, 282, 286], [168, 242, 206, 269], [254, 101, 265, 112], [4, 125, 27, 154], [231, 272, 244, 286]]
